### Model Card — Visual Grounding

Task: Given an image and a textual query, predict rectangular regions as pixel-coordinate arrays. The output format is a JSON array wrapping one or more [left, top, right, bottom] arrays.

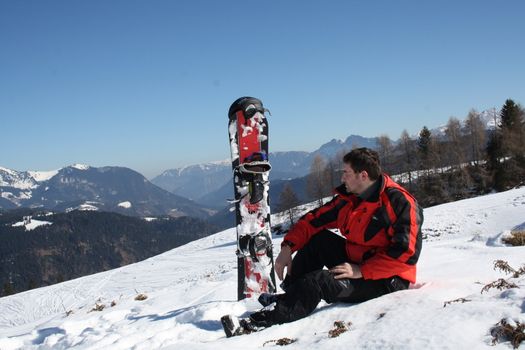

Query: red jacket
[[284, 174, 423, 283]]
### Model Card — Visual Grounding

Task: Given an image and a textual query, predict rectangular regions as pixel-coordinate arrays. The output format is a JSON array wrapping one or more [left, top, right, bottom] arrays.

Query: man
[[222, 148, 423, 336]]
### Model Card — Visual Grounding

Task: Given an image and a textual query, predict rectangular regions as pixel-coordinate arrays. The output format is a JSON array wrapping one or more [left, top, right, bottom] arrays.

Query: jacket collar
[[335, 174, 386, 203]]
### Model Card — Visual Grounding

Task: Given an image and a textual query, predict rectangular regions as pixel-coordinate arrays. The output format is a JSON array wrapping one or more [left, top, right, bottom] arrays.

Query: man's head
[[341, 148, 381, 194]]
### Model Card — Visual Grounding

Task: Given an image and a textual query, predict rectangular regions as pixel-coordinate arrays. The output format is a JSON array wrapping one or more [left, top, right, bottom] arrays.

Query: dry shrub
[[89, 303, 105, 312], [328, 321, 352, 338], [494, 260, 525, 278], [502, 230, 525, 246], [443, 298, 471, 308], [263, 338, 297, 346], [481, 279, 519, 294], [135, 293, 148, 301], [491, 319, 525, 348]]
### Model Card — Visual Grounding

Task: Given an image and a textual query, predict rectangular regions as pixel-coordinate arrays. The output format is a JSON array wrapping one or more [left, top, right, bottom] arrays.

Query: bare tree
[[307, 154, 330, 206], [376, 134, 393, 174], [323, 149, 348, 190], [278, 183, 301, 225], [444, 116, 464, 170], [399, 129, 415, 190], [464, 109, 486, 166]]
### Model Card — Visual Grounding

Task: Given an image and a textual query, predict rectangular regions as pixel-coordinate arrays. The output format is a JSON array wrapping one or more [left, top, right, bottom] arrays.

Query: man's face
[[341, 163, 366, 194]]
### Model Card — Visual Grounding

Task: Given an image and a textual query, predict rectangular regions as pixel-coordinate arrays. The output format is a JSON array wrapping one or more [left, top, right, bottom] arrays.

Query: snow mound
[[12, 219, 52, 231], [66, 202, 100, 212], [118, 201, 132, 209]]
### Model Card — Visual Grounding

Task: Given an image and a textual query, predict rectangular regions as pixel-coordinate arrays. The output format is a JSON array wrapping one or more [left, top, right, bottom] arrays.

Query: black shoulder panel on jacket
[[310, 198, 348, 228]]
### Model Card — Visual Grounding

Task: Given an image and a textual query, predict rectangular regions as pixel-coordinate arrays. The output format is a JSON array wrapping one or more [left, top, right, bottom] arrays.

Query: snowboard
[[227, 96, 276, 301]]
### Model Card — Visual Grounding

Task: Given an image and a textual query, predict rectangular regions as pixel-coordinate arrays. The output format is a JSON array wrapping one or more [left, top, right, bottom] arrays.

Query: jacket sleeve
[[360, 188, 423, 280], [283, 196, 348, 252]]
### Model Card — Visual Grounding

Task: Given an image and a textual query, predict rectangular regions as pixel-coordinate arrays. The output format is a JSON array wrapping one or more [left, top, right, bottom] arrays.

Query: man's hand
[[329, 263, 362, 279], [275, 245, 292, 281]]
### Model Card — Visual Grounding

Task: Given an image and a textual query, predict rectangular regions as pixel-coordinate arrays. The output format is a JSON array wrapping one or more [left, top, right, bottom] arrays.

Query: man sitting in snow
[[226, 147, 424, 334]]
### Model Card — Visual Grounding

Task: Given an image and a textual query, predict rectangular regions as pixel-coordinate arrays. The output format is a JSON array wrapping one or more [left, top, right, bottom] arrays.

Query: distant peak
[[70, 164, 90, 170], [28, 169, 60, 182], [0, 166, 17, 175]]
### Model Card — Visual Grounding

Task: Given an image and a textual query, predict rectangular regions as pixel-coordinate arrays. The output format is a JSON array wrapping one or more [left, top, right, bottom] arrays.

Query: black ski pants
[[270, 230, 409, 324]]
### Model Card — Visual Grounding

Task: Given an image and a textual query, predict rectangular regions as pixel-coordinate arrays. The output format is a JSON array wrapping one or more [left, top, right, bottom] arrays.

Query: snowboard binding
[[237, 152, 271, 204], [238, 152, 272, 174], [238, 231, 272, 262]]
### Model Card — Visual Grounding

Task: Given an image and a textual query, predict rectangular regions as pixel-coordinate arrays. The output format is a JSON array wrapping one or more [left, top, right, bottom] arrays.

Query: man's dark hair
[[343, 147, 382, 180]]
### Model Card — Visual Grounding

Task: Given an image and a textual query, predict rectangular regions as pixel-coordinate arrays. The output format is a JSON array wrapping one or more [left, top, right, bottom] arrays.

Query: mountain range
[[1, 110, 499, 218], [0, 164, 212, 219], [150, 134, 378, 206], [150, 109, 499, 208]]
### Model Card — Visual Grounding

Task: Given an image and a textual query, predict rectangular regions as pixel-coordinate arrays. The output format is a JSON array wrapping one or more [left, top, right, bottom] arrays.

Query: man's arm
[[283, 196, 348, 252], [275, 196, 348, 280]]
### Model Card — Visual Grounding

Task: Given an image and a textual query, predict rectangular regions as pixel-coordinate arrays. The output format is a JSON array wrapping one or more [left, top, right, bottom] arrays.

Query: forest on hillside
[[0, 210, 217, 297], [278, 99, 525, 216]]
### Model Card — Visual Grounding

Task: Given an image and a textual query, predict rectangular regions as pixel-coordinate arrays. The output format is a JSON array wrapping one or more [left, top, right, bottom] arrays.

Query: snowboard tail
[[228, 97, 276, 300]]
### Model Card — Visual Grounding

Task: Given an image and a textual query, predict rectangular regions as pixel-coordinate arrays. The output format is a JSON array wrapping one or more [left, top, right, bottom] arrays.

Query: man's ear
[[360, 170, 369, 180]]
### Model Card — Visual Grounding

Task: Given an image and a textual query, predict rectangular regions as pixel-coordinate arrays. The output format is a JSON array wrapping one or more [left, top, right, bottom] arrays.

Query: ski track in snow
[[1, 188, 525, 349]]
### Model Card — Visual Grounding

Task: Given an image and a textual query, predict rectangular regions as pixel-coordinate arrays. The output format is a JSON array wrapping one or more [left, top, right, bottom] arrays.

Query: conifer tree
[[487, 99, 525, 190], [417, 126, 432, 173]]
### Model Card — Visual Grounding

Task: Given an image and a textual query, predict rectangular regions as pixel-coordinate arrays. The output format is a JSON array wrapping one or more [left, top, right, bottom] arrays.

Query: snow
[[0, 166, 16, 174], [165, 160, 231, 177], [28, 169, 59, 182], [228, 122, 239, 161], [77, 204, 99, 211], [1, 187, 525, 349], [0, 167, 37, 190], [118, 201, 132, 209], [11, 219, 53, 231], [66, 202, 100, 212], [71, 164, 90, 171]]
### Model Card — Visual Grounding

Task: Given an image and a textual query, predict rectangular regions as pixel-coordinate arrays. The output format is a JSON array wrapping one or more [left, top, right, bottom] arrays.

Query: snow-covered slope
[[1, 188, 525, 349]]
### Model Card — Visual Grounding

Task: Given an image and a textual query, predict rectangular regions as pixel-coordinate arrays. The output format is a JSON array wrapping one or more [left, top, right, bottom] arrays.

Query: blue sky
[[1, 0, 524, 178]]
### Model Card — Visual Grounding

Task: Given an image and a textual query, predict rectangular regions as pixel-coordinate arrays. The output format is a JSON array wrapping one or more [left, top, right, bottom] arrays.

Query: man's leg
[[253, 270, 409, 326], [282, 230, 347, 288]]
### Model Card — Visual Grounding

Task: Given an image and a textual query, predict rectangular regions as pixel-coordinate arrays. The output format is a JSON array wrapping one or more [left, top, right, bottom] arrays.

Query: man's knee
[[303, 269, 353, 303]]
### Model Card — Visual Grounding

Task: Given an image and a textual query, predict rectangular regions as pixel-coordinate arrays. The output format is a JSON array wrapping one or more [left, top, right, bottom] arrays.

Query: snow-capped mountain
[[151, 152, 313, 206], [0, 166, 40, 208], [0, 186, 524, 349], [0, 166, 40, 190], [479, 108, 501, 129], [430, 108, 501, 137], [151, 136, 377, 207], [0, 165, 212, 218], [152, 160, 233, 201]]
